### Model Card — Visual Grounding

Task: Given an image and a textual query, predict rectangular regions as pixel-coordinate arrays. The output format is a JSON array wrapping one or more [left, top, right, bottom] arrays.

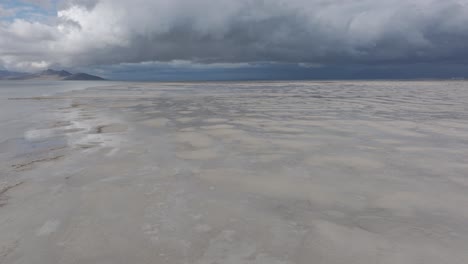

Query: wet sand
[[1, 81, 468, 263]]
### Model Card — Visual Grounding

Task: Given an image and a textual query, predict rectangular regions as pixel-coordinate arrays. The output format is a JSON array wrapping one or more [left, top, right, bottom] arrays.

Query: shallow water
[[1, 81, 468, 264]]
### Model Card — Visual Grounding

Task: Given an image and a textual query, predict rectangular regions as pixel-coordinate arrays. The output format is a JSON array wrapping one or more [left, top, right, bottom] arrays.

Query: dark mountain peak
[[1, 69, 105, 81], [63, 73, 106, 81], [41, 69, 72, 77]]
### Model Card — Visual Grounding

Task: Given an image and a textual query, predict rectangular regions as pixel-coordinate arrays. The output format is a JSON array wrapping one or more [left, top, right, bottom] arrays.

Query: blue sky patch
[[1, 0, 56, 22]]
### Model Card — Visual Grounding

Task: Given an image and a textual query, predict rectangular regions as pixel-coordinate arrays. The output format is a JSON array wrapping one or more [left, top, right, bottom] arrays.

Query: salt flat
[[1, 81, 468, 264]]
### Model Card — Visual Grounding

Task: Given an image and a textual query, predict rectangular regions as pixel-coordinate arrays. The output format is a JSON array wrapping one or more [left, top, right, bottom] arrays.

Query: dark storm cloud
[[1, 0, 468, 71]]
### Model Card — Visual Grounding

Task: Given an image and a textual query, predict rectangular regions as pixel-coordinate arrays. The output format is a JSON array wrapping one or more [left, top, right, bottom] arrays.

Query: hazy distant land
[[0, 69, 105, 81], [1, 81, 468, 264]]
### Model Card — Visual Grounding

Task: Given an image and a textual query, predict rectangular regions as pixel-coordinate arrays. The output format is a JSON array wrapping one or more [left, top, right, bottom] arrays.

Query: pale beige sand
[[139, 118, 170, 128], [175, 132, 214, 148], [176, 117, 196, 123], [204, 118, 229, 123], [176, 148, 219, 160], [305, 156, 385, 170], [95, 123, 128, 133], [1, 81, 468, 264]]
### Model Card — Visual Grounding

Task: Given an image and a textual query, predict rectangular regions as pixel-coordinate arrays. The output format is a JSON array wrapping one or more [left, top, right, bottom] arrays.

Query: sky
[[1, 0, 468, 80]]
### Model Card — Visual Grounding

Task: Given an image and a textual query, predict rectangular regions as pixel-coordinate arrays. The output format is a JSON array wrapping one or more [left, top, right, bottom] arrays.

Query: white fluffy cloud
[[1, 0, 468, 71]]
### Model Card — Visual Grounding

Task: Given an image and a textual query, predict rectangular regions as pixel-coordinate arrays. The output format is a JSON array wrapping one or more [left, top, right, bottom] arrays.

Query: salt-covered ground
[[1, 81, 468, 264]]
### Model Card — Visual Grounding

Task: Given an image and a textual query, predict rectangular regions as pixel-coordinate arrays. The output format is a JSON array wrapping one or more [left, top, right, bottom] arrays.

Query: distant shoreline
[[1, 78, 466, 84]]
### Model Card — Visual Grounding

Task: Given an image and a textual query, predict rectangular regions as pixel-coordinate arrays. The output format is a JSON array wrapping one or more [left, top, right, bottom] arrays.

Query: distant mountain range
[[0, 69, 105, 81]]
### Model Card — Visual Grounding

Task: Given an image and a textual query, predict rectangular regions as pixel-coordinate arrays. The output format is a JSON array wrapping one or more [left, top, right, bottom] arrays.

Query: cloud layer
[[1, 0, 468, 71]]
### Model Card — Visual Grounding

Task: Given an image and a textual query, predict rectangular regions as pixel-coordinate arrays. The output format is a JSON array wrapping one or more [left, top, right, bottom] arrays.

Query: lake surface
[[1, 80, 468, 264]]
